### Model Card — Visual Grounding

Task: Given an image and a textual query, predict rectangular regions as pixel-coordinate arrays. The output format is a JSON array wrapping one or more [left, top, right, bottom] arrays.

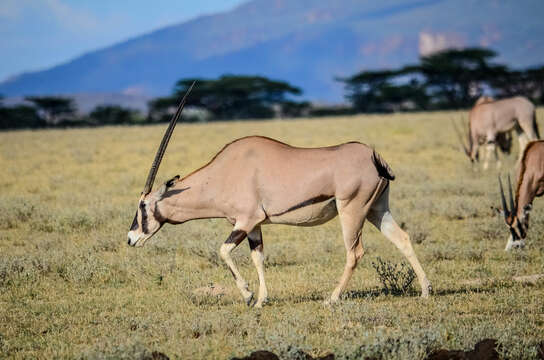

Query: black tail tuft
[[372, 150, 395, 180]]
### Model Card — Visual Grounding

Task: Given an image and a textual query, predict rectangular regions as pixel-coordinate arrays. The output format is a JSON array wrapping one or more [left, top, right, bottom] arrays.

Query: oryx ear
[[165, 175, 180, 188]]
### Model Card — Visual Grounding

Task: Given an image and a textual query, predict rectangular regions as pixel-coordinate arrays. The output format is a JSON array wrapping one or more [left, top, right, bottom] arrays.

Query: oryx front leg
[[248, 226, 268, 308], [219, 229, 253, 305], [328, 202, 365, 304], [369, 210, 431, 298], [494, 143, 502, 169], [483, 142, 496, 170]]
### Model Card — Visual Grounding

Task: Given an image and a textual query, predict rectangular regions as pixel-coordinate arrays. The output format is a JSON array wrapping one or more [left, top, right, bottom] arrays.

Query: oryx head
[[498, 175, 530, 250], [127, 82, 194, 247]]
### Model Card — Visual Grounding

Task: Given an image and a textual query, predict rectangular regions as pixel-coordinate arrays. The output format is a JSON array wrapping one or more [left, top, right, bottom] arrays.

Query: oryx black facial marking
[[271, 194, 334, 217], [516, 220, 527, 239], [130, 211, 138, 231], [139, 201, 149, 234], [162, 187, 190, 199], [225, 230, 247, 245]]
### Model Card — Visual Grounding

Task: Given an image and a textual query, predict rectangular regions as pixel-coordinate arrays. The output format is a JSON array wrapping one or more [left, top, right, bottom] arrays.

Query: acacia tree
[[340, 68, 429, 112], [341, 47, 525, 112], [25, 96, 76, 125], [417, 48, 504, 108], [90, 105, 137, 125], [150, 75, 304, 121]]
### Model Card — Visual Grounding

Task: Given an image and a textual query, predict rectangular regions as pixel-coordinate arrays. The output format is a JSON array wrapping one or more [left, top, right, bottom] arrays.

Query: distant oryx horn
[[451, 117, 470, 156], [498, 175, 509, 220], [507, 174, 516, 214], [142, 81, 195, 195]]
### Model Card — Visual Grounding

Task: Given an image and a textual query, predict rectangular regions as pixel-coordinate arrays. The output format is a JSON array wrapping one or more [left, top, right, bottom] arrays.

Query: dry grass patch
[[1, 110, 543, 359]]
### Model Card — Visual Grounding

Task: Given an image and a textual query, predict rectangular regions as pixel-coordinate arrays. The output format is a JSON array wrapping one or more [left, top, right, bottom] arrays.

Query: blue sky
[[0, 0, 246, 81]]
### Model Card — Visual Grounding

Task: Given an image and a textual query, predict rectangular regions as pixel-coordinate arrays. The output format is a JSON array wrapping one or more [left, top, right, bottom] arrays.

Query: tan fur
[[475, 96, 494, 106], [128, 136, 431, 306], [467, 96, 538, 169], [501, 140, 544, 249]]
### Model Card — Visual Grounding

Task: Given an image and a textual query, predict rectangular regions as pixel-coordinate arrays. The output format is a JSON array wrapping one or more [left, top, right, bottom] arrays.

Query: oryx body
[[127, 86, 431, 307], [465, 96, 539, 169], [499, 140, 544, 250]]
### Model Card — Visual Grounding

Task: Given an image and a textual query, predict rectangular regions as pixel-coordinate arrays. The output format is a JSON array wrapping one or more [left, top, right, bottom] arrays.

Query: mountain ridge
[[1, 0, 543, 102]]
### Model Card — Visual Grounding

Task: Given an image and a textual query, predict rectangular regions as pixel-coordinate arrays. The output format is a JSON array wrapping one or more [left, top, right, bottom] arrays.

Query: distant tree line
[[0, 95, 143, 130], [340, 48, 544, 112], [0, 75, 310, 130], [2, 48, 544, 129]]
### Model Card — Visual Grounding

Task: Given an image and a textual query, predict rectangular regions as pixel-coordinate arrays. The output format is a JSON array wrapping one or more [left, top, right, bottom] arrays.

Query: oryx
[[498, 140, 544, 250], [127, 85, 431, 307], [453, 96, 539, 170]]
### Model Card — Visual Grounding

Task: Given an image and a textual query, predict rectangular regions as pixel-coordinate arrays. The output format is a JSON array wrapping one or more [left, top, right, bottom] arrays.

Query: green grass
[[0, 110, 543, 359]]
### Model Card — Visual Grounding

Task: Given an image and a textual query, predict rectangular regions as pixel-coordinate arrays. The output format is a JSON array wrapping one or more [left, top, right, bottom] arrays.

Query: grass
[[0, 110, 543, 359]]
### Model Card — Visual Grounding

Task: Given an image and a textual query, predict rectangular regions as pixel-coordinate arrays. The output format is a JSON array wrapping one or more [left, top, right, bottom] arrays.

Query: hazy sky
[[0, 0, 246, 81]]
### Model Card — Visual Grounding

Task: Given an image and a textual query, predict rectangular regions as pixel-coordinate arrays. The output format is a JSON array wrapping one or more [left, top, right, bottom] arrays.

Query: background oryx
[[127, 88, 431, 307], [498, 140, 544, 250], [454, 96, 539, 170]]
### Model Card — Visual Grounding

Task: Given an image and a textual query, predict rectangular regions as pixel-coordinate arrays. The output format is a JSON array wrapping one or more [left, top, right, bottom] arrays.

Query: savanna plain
[[1, 110, 543, 359]]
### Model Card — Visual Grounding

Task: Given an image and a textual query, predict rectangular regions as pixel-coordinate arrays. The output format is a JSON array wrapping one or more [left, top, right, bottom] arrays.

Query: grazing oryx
[[498, 140, 544, 250], [127, 85, 431, 307], [453, 96, 539, 170]]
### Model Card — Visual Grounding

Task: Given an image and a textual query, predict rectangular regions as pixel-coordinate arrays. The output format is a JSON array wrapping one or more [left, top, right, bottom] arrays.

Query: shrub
[[372, 257, 415, 295]]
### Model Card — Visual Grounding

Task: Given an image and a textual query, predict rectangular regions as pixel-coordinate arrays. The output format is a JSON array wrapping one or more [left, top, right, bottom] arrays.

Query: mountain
[[1, 0, 543, 102]]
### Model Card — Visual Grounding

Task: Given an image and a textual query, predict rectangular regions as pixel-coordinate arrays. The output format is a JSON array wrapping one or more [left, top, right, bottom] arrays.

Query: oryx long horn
[[498, 175, 509, 219], [507, 174, 515, 214], [142, 81, 195, 195], [451, 117, 470, 156]]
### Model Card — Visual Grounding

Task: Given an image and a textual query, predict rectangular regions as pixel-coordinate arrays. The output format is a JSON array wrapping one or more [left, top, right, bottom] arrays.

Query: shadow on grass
[[265, 283, 507, 307]]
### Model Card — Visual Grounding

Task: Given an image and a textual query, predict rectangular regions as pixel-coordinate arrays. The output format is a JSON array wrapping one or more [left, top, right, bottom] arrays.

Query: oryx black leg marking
[[226, 230, 247, 245], [222, 230, 247, 278], [248, 226, 267, 307], [220, 230, 253, 303], [248, 227, 263, 251]]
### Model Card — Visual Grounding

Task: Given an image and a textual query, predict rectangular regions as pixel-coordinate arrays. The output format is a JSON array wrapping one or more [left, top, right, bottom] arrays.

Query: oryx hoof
[[422, 284, 433, 298], [244, 292, 254, 306], [253, 298, 268, 308]]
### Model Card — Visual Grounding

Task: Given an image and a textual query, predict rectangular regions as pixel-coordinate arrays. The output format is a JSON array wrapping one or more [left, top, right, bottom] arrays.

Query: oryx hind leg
[[515, 121, 535, 162], [327, 198, 367, 304], [247, 226, 268, 308], [368, 187, 431, 298], [219, 227, 254, 305]]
